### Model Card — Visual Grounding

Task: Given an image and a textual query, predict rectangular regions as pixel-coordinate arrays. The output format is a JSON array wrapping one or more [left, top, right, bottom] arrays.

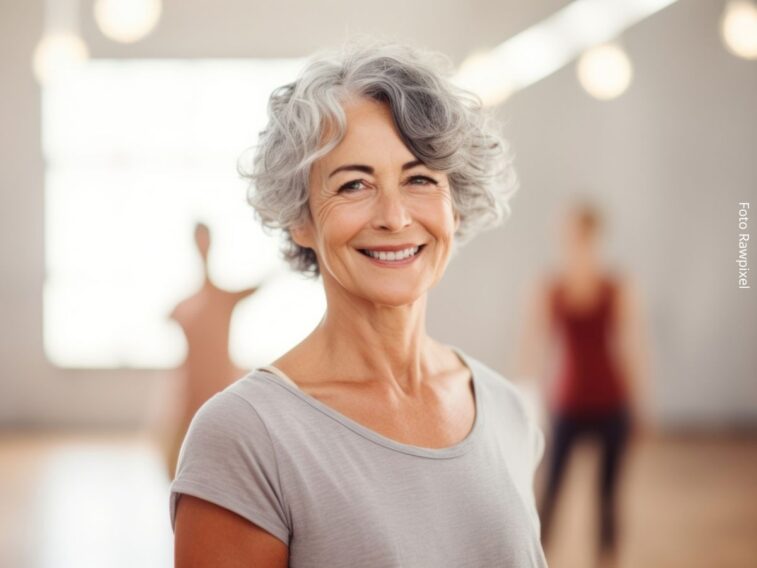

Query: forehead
[[342, 95, 392, 124], [317, 96, 414, 168]]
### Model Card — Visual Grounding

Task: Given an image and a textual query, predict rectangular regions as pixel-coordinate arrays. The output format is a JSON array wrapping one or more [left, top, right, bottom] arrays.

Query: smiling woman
[[170, 35, 547, 568], [285, 94, 463, 307]]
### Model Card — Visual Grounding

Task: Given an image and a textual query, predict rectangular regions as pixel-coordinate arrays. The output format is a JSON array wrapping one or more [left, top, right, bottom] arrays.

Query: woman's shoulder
[[181, 378, 267, 440], [172, 373, 298, 490], [183, 370, 302, 433], [461, 349, 545, 477], [170, 374, 292, 541], [458, 349, 533, 421]]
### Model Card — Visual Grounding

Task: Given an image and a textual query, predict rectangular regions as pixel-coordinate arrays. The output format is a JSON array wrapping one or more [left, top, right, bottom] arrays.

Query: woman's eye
[[409, 175, 437, 186], [338, 180, 366, 192]]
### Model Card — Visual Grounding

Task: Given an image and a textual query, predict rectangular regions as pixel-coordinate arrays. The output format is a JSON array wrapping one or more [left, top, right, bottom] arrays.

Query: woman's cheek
[[415, 198, 457, 233]]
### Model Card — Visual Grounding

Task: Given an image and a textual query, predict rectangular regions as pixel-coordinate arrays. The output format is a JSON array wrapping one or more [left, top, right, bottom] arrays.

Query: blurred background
[[1, 0, 755, 566]]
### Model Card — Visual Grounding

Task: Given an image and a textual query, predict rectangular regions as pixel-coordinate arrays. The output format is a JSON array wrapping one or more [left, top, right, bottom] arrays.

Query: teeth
[[365, 246, 420, 261]]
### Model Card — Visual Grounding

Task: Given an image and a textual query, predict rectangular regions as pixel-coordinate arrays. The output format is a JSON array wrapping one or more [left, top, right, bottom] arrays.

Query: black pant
[[538, 406, 632, 553]]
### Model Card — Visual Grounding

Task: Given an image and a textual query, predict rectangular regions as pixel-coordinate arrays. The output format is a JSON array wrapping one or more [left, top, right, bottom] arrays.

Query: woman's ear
[[290, 215, 316, 249]]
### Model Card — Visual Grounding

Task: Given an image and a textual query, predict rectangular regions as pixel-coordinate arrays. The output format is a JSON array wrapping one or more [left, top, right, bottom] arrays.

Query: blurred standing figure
[[517, 199, 653, 568], [164, 222, 259, 480]]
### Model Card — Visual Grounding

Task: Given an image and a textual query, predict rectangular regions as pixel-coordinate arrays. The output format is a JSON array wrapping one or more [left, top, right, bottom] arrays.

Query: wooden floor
[[0, 430, 755, 567], [537, 432, 757, 568]]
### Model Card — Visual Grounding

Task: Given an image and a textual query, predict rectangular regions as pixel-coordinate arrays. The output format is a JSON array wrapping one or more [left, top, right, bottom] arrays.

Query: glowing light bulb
[[721, 0, 757, 60], [94, 0, 162, 44], [32, 32, 89, 84], [576, 43, 633, 101]]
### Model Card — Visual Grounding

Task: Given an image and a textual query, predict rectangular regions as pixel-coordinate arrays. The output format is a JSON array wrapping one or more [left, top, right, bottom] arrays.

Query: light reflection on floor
[[0, 432, 173, 568]]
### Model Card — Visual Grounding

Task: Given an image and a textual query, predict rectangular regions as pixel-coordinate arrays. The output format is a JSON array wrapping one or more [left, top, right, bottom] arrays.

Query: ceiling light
[[32, 32, 89, 84], [576, 43, 633, 100], [721, 0, 757, 60], [94, 0, 162, 44]]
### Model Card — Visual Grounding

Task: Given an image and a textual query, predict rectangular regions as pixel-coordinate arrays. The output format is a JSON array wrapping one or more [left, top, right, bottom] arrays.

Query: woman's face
[[559, 210, 596, 263], [292, 96, 460, 307]]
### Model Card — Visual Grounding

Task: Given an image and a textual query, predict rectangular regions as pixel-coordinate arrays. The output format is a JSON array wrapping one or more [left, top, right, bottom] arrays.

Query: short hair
[[238, 35, 519, 278]]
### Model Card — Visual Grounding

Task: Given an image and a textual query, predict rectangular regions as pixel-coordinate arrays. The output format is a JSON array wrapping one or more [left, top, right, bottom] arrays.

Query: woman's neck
[[299, 291, 445, 394]]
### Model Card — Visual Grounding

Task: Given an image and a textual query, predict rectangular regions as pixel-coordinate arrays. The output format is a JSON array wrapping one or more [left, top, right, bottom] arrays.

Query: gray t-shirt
[[169, 347, 548, 567]]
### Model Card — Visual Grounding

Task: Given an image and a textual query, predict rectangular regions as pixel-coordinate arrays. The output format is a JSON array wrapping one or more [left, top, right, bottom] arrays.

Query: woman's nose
[[371, 188, 412, 232]]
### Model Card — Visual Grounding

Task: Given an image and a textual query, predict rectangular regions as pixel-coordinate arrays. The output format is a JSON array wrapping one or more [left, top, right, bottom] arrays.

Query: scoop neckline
[[253, 345, 484, 459]]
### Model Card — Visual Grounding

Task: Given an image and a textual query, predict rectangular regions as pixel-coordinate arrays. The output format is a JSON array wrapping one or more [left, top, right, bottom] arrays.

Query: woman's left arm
[[614, 276, 656, 436], [514, 276, 554, 392]]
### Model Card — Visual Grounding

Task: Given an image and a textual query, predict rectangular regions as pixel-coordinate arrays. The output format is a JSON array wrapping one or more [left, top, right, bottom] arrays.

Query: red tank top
[[549, 274, 629, 417]]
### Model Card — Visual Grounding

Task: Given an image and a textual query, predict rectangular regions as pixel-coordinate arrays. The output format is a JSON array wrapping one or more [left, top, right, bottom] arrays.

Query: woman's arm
[[614, 275, 655, 435], [514, 276, 553, 390], [174, 495, 289, 568]]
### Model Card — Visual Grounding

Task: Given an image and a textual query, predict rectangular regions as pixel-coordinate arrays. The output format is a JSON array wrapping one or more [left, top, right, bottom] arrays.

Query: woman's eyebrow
[[328, 159, 424, 179]]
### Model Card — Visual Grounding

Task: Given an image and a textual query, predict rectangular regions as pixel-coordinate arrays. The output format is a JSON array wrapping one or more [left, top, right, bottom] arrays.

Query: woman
[[170, 37, 548, 567], [162, 222, 259, 481], [517, 200, 653, 568]]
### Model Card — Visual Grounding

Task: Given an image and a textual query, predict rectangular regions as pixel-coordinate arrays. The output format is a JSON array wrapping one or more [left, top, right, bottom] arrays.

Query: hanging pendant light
[[94, 0, 162, 44], [720, 0, 757, 60], [576, 43, 633, 101], [32, 0, 89, 85]]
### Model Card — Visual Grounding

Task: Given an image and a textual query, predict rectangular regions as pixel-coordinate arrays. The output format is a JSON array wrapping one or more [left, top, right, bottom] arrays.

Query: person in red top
[[551, 274, 628, 416], [516, 198, 654, 568]]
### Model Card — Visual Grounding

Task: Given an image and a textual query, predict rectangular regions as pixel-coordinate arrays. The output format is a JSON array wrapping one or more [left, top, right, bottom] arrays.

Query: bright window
[[42, 59, 326, 369]]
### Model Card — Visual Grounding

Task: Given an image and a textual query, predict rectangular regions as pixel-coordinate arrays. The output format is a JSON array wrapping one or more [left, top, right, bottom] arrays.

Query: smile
[[358, 244, 426, 266]]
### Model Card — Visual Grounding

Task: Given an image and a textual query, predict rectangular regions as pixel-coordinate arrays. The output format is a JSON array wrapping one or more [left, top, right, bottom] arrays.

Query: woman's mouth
[[357, 244, 426, 266]]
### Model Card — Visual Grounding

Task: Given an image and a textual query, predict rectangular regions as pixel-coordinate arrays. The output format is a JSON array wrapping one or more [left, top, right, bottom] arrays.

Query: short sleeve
[[525, 404, 546, 534], [168, 391, 291, 545], [531, 420, 545, 467], [513, 381, 546, 476], [506, 380, 547, 534]]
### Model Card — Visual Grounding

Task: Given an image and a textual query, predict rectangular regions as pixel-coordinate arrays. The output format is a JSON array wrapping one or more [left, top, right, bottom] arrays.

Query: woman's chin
[[358, 285, 426, 308]]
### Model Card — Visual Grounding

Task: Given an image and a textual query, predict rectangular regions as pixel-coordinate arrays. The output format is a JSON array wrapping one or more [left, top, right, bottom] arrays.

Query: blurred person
[[516, 198, 654, 568], [169, 37, 548, 567], [162, 221, 260, 480]]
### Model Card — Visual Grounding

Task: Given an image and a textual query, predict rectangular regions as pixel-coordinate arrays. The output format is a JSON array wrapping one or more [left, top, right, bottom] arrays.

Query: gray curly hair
[[238, 35, 519, 278]]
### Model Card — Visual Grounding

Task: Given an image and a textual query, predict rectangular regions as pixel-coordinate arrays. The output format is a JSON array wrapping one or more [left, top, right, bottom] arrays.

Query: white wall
[[431, 0, 757, 428], [1, 0, 755, 428]]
